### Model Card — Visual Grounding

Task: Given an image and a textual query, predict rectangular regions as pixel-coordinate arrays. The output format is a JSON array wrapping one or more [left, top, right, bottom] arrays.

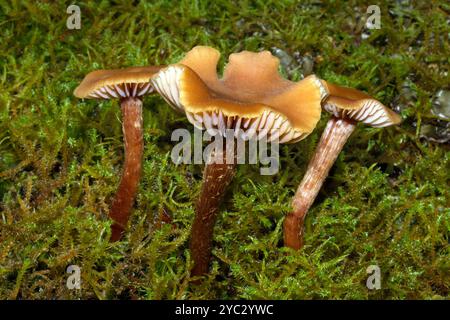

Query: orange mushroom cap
[[320, 80, 401, 128], [74, 66, 163, 99], [151, 46, 328, 143]]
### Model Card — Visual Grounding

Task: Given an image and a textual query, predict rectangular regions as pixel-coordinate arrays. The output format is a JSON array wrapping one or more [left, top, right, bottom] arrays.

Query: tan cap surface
[[74, 66, 162, 99], [321, 80, 401, 128], [151, 46, 328, 143]]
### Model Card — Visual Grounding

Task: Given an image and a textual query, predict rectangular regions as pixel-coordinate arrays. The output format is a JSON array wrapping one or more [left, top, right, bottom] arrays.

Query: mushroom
[[283, 80, 402, 250], [150, 46, 327, 276], [74, 66, 162, 241]]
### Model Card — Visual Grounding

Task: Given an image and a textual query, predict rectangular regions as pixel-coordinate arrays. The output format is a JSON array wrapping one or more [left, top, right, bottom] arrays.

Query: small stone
[[271, 47, 294, 70], [432, 89, 450, 120], [393, 78, 417, 113], [400, 80, 417, 101], [300, 55, 314, 76], [420, 122, 450, 144]]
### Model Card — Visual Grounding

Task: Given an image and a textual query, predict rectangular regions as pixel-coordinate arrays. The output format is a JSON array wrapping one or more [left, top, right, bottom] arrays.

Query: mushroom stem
[[284, 117, 356, 249], [109, 97, 144, 242], [190, 143, 236, 277]]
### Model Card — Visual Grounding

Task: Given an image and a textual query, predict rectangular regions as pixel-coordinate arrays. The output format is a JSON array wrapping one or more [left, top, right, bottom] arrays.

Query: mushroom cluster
[[73, 45, 401, 277]]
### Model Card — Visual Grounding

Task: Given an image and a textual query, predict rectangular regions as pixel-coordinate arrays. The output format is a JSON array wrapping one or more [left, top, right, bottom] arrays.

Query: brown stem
[[109, 97, 144, 242], [284, 117, 356, 249], [190, 142, 236, 277]]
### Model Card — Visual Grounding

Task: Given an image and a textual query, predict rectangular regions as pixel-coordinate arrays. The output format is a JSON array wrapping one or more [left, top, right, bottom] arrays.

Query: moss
[[0, 0, 448, 299]]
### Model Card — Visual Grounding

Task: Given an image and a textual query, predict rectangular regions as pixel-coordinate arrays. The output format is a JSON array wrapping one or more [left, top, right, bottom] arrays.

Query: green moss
[[0, 0, 448, 299]]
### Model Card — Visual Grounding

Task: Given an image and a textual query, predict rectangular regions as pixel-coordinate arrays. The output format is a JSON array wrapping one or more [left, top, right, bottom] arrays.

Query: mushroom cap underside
[[321, 80, 402, 128], [74, 66, 163, 99]]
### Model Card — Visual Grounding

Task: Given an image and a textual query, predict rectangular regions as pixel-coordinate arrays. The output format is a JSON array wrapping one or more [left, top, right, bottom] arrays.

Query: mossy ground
[[0, 1, 449, 299]]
